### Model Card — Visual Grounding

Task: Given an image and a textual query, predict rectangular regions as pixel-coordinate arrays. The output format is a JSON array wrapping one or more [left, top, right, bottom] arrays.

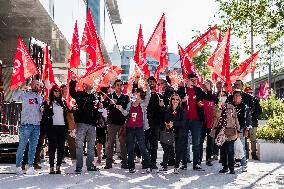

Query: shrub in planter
[[257, 113, 284, 143], [260, 92, 284, 120]]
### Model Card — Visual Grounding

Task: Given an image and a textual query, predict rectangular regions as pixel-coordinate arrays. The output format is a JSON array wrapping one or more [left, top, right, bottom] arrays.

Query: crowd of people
[[13, 72, 262, 175]]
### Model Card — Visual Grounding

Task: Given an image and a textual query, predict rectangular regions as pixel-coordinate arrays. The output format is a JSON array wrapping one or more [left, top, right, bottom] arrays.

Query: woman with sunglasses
[[41, 85, 69, 174], [160, 93, 186, 174]]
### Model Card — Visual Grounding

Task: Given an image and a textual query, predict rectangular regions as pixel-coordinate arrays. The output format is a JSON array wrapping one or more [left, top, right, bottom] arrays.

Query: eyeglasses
[[172, 98, 180, 101], [54, 90, 60, 93]]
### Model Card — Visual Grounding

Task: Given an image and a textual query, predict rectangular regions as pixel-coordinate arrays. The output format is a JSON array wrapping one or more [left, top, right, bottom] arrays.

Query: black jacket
[[177, 86, 213, 121], [107, 92, 129, 125], [164, 107, 186, 138], [228, 92, 255, 114], [147, 91, 165, 128], [69, 80, 99, 126], [40, 100, 68, 127], [232, 102, 252, 131]]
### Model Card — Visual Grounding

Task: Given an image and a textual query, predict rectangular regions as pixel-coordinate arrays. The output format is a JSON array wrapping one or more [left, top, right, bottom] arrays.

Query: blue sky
[[113, 0, 220, 53]]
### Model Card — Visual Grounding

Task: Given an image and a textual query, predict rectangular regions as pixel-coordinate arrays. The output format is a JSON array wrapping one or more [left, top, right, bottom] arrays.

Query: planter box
[[257, 140, 284, 162]]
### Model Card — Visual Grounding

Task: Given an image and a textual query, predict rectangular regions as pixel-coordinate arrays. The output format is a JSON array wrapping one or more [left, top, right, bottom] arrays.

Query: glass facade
[[38, 0, 122, 82]]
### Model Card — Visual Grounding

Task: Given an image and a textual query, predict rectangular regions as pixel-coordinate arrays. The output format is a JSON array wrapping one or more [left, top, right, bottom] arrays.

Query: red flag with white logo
[[230, 51, 260, 83], [80, 64, 122, 90], [123, 58, 147, 95], [168, 70, 183, 90], [66, 69, 77, 110], [81, 9, 105, 73], [146, 14, 168, 74], [263, 80, 270, 99], [258, 81, 264, 99], [185, 25, 218, 58], [178, 44, 204, 86], [207, 28, 232, 91], [10, 37, 39, 90], [134, 25, 150, 77], [81, 9, 97, 52], [69, 20, 80, 69]]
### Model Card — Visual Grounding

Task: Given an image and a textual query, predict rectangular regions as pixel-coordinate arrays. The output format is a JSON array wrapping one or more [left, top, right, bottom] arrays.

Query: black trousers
[[47, 125, 67, 167], [200, 127, 214, 162], [145, 127, 160, 166], [220, 140, 235, 169]]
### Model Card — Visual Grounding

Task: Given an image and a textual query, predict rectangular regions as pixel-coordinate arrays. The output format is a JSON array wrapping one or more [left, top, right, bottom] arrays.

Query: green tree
[[216, 0, 284, 91]]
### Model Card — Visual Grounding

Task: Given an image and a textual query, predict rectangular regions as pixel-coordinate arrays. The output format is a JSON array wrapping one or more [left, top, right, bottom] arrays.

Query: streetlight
[[267, 30, 273, 93]]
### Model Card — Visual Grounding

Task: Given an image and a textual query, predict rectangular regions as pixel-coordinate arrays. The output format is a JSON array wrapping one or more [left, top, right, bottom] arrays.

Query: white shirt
[[52, 102, 65, 125]]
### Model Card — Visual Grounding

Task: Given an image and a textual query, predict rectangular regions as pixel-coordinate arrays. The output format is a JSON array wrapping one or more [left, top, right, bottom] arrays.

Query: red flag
[[263, 80, 270, 99], [81, 9, 97, 52], [211, 72, 219, 83], [80, 64, 122, 89], [134, 25, 150, 77], [81, 9, 105, 73], [146, 14, 168, 73], [66, 69, 77, 109], [42, 43, 56, 99], [69, 21, 80, 69], [10, 37, 39, 90], [168, 70, 183, 90], [230, 51, 260, 83], [178, 44, 204, 86], [123, 58, 147, 95], [258, 81, 264, 99], [207, 28, 231, 91], [223, 28, 231, 91], [185, 25, 218, 58]]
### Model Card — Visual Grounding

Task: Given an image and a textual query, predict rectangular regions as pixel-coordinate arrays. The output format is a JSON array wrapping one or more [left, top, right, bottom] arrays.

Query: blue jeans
[[187, 120, 202, 167], [126, 127, 151, 169], [16, 124, 40, 167]]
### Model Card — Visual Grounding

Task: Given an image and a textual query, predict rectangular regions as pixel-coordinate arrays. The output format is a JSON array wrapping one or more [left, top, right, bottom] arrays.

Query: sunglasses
[[116, 83, 123, 86], [172, 98, 180, 101]]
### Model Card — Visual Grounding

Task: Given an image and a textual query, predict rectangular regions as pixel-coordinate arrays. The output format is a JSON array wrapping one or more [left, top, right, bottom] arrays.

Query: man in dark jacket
[[104, 79, 129, 169], [69, 77, 100, 173], [146, 76, 165, 169], [177, 73, 213, 170], [228, 80, 255, 113], [244, 87, 262, 160], [232, 90, 252, 172]]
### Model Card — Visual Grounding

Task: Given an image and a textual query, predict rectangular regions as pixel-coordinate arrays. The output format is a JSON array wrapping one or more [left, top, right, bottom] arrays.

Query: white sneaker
[[135, 158, 141, 163], [174, 168, 179, 174], [16, 167, 24, 175], [146, 168, 152, 173], [141, 168, 152, 174], [242, 166, 247, 172], [26, 167, 37, 175]]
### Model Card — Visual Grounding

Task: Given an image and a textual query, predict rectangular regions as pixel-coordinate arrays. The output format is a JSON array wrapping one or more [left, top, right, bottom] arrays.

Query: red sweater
[[186, 87, 199, 120], [127, 105, 143, 128]]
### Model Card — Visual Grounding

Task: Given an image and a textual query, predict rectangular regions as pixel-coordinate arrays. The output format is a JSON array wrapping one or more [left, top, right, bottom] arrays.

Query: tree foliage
[[216, 0, 284, 71]]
